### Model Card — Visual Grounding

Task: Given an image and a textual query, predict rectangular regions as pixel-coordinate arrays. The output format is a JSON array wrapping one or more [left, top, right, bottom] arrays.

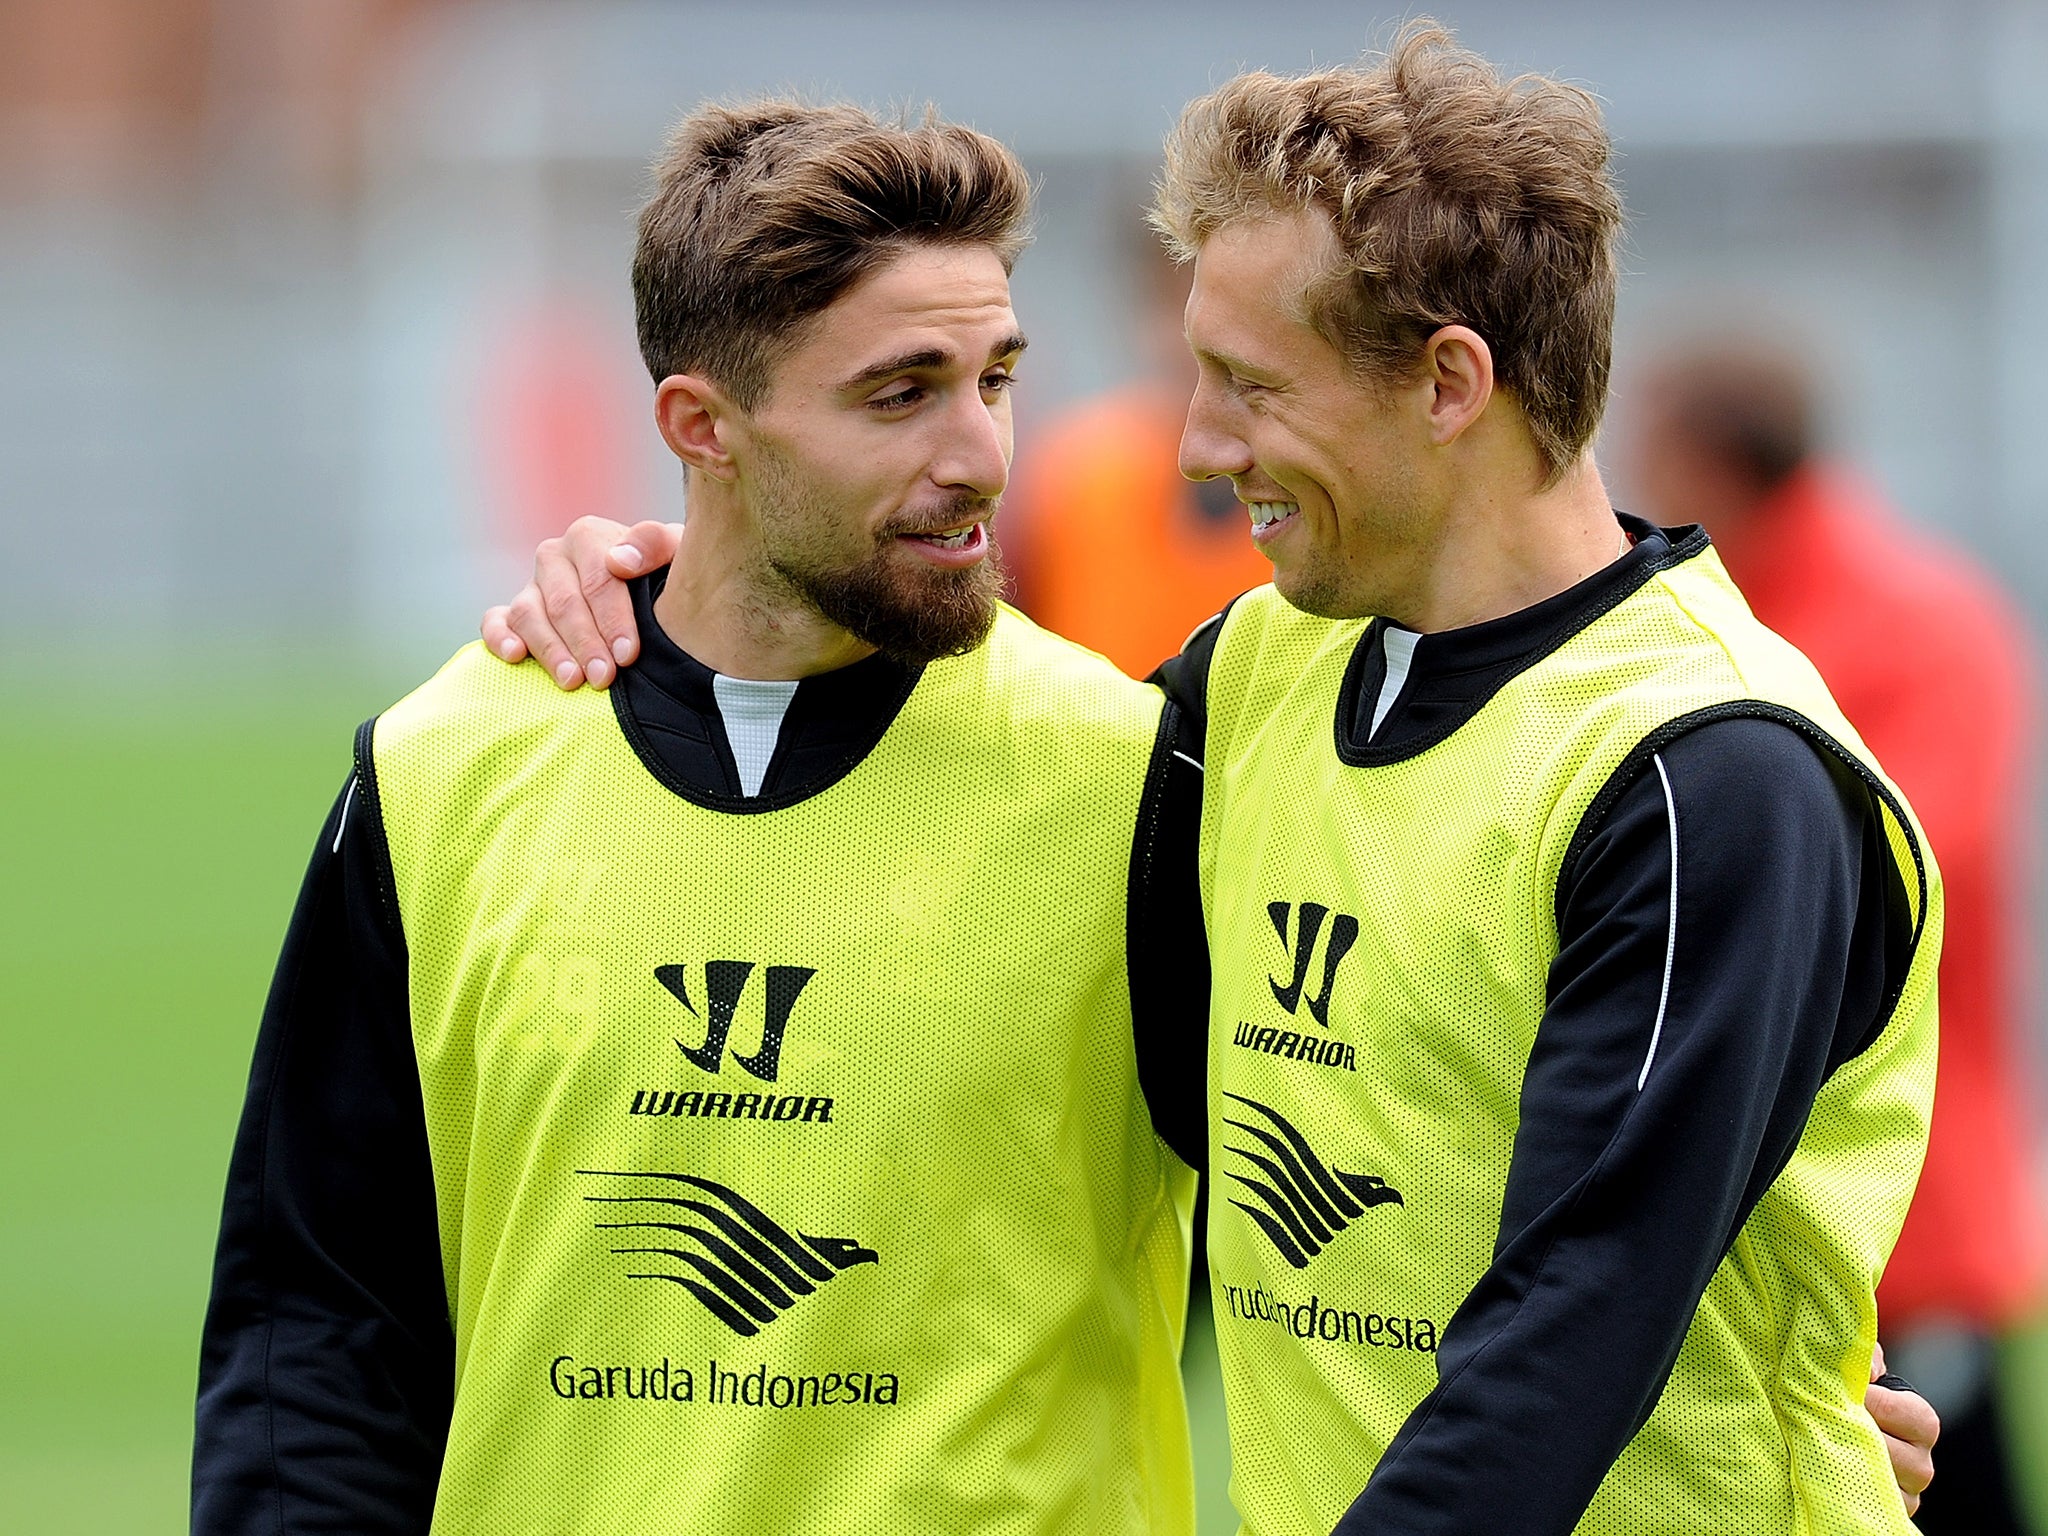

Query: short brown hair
[[633, 100, 1031, 406], [1152, 22, 1623, 478]]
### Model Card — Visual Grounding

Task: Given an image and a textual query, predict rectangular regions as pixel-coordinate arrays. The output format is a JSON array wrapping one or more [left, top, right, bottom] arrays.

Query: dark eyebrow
[[836, 333, 1030, 395], [838, 348, 948, 394]]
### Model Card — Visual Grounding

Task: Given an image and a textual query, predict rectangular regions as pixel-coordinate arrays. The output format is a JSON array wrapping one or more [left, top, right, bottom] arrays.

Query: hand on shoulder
[[480, 517, 681, 690]]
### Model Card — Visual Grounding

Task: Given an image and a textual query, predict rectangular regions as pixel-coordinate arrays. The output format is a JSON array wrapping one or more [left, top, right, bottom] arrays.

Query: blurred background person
[[1626, 336, 2048, 1536], [1003, 206, 1270, 677]]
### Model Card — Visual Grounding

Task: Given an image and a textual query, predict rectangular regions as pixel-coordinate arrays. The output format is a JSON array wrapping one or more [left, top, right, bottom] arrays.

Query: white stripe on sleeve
[[1637, 753, 1680, 1091]]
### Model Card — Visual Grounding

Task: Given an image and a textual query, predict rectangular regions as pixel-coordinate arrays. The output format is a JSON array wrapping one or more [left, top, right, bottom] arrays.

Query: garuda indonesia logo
[[578, 1169, 876, 1336], [1221, 1093, 1402, 1269]]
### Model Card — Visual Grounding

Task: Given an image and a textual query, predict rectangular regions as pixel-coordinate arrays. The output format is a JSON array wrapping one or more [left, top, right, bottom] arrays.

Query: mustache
[[881, 495, 1000, 539]]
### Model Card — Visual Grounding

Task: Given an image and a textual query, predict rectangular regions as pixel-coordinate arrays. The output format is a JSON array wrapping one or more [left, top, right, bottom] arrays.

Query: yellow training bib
[[1200, 547, 1937, 1536], [369, 608, 1197, 1534]]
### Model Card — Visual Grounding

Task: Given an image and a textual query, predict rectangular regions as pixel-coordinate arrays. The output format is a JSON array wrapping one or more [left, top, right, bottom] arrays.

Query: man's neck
[[650, 511, 876, 681], [1396, 456, 1624, 634]]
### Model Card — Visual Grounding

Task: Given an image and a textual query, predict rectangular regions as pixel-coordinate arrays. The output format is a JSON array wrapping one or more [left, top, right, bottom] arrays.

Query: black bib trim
[[1557, 699, 1928, 1051], [1332, 518, 1711, 767], [608, 573, 926, 815]]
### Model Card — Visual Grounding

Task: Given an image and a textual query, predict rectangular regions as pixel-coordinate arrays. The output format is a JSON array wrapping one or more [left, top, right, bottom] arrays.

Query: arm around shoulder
[[1335, 715, 1893, 1534]]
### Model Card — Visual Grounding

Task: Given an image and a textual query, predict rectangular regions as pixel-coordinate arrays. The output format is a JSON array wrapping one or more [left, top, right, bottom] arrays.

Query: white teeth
[[1247, 501, 1299, 530], [921, 527, 975, 549]]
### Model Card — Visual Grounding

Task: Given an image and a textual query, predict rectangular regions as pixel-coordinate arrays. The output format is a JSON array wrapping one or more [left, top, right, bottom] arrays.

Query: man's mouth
[[1247, 500, 1300, 534], [894, 517, 991, 564], [907, 524, 981, 550]]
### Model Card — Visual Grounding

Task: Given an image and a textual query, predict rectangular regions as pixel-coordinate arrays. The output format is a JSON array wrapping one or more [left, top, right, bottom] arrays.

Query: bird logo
[[578, 1169, 876, 1336], [1220, 1092, 1403, 1269]]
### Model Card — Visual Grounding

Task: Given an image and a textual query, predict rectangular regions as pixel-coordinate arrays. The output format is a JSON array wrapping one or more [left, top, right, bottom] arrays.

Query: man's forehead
[[798, 243, 1022, 380], [832, 246, 1015, 331], [1189, 211, 1336, 308], [1185, 216, 1334, 361]]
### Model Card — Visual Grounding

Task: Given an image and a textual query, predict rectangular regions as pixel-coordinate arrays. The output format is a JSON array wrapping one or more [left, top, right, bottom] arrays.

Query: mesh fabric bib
[[369, 608, 1197, 1534], [1200, 549, 1938, 1536]]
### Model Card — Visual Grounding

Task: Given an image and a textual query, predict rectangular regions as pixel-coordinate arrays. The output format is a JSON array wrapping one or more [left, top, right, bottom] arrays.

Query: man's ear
[[1420, 325, 1495, 448], [654, 373, 740, 480]]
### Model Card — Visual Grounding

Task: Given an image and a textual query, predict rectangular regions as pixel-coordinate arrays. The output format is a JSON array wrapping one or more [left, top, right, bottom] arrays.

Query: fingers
[[502, 577, 587, 691], [526, 533, 617, 689], [607, 519, 684, 578], [596, 520, 682, 667], [486, 515, 674, 689], [1870, 1379, 1941, 1457], [480, 605, 528, 665], [1870, 1342, 1887, 1381], [1865, 1377, 1937, 1514], [589, 519, 678, 668], [541, 515, 657, 682], [1883, 1418, 1931, 1517]]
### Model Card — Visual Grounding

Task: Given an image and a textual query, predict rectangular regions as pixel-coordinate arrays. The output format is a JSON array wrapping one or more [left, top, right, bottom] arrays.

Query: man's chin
[[1271, 563, 1369, 621], [807, 551, 1006, 666], [861, 608, 998, 665]]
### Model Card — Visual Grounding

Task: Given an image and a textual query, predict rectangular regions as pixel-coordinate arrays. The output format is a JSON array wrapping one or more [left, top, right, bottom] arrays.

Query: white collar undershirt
[[1370, 627, 1420, 741], [710, 673, 800, 796]]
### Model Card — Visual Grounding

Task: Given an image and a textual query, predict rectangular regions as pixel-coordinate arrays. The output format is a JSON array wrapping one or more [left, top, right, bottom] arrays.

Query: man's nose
[[1179, 383, 1250, 486], [934, 393, 1011, 498]]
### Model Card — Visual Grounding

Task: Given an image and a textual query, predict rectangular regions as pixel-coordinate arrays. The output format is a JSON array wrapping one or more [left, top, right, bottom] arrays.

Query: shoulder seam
[[1558, 703, 1929, 1036]]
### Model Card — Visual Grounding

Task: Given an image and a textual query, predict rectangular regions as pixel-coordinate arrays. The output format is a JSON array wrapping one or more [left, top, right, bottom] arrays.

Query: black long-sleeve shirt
[[196, 528, 1891, 1535]]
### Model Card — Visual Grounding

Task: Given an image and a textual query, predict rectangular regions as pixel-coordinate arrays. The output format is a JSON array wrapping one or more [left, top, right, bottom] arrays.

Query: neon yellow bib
[[371, 608, 1196, 1534], [1200, 552, 1938, 1536]]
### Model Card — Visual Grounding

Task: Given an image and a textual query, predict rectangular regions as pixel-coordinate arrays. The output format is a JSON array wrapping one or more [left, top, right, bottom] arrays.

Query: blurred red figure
[[1006, 233, 1270, 677], [1631, 341, 2048, 1534], [478, 298, 650, 559]]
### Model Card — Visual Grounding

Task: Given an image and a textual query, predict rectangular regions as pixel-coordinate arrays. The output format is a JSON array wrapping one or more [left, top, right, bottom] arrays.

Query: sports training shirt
[[1157, 517, 1923, 1535]]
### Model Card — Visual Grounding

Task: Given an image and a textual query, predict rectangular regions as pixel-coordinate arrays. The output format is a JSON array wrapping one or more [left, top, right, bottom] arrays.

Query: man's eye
[[869, 386, 924, 411], [982, 371, 1017, 394]]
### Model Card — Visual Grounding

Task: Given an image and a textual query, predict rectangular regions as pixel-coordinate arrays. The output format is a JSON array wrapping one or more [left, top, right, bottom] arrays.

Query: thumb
[[608, 520, 684, 578]]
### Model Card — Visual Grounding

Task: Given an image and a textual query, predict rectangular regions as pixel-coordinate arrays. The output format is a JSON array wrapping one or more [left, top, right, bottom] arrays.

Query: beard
[[785, 528, 1006, 665], [752, 447, 1006, 665]]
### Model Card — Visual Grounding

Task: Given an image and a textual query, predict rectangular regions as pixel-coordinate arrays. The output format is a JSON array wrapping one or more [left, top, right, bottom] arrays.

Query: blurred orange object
[[1007, 385, 1270, 678]]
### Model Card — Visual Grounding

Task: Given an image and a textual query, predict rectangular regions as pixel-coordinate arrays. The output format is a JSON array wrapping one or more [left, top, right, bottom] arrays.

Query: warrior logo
[[656, 962, 815, 1082], [578, 1169, 877, 1337], [1267, 901, 1358, 1027], [1220, 1093, 1402, 1270]]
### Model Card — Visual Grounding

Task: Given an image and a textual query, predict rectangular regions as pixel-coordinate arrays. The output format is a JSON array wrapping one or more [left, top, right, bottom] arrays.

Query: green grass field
[[0, 680, 388, 1533], [0, 677, 1233, 1533]]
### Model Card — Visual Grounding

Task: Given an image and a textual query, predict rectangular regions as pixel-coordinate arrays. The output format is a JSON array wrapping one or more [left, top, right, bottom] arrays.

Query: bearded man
[[193, 102, 1207, 1535]]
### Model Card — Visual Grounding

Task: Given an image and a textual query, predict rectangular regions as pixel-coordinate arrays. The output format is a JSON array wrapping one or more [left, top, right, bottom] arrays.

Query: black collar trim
[[609, 572, 925, 814], [1332, 517, 1710, 767]]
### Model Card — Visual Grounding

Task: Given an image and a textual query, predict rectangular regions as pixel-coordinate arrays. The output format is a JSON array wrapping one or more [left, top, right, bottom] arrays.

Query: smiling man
[[192, 103, 1206, 1534], [493, 28, 1946, 1536], [1149, 33, 1941, 1536]]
